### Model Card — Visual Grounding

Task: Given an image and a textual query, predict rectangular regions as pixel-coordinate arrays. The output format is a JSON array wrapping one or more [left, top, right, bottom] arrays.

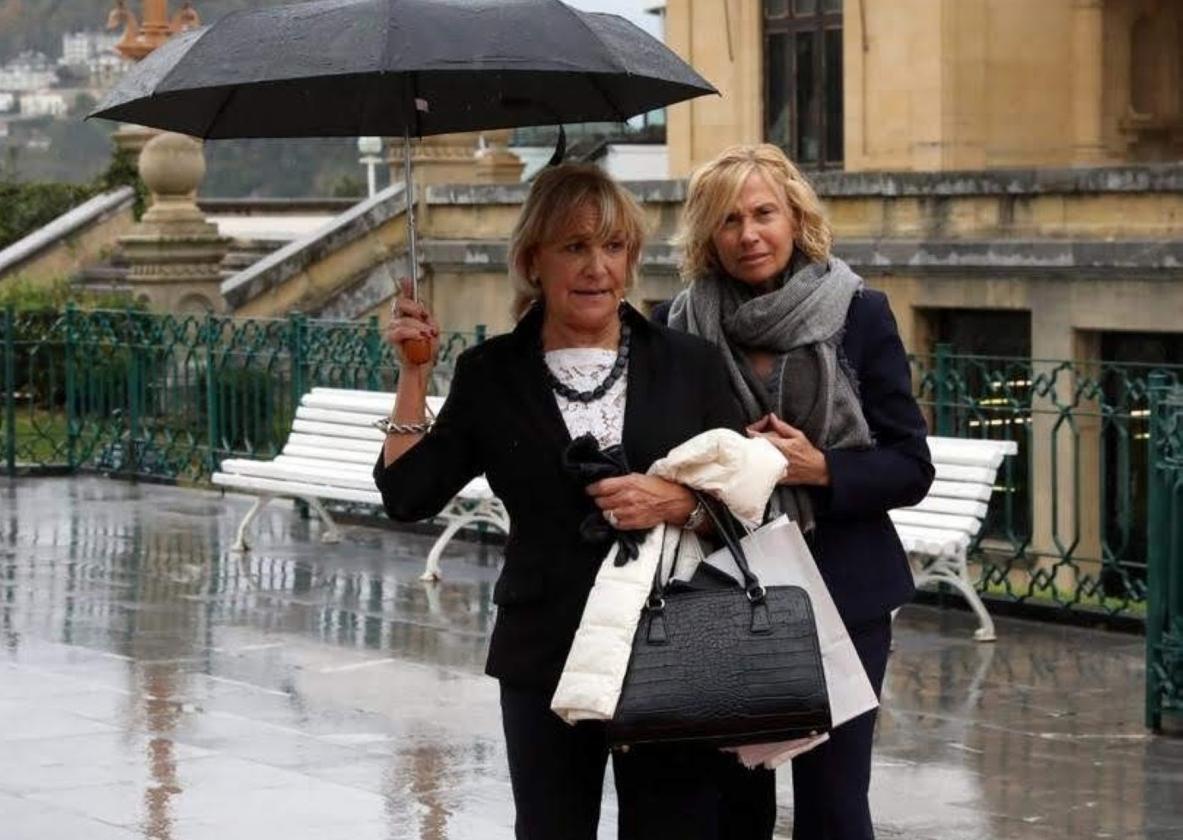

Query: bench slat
[[933, 463, 998, 484], [890, 509, 980, 534], [903, 496, 988, 519], [300, 392, 446, 415], [925, 479, 993, 502], [220, 458, 378, 491], [273, 454, 372, 474], [291, 419, 385, 441], [282, 443, 376, 465], [285, 432, 381, 454], [213, 472, 383, 505], [929, 435, 1018, 456], [927, 439, 1017, 471], [295, 406, 385, 426]]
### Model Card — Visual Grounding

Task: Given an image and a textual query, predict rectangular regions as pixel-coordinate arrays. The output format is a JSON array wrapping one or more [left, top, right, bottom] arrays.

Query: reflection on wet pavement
[[3, 477, 1181, 840]]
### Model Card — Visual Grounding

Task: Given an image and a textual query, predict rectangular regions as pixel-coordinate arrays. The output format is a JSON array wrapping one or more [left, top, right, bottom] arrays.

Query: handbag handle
[[646, 493, 766, 606], [693, 492, 766, 603], [642, 493, 772, 643]]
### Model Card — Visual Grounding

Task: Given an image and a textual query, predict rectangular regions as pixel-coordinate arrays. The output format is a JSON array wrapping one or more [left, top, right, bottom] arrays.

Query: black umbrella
[[89, 0, 716, 358], [91, 0, 714, 138]]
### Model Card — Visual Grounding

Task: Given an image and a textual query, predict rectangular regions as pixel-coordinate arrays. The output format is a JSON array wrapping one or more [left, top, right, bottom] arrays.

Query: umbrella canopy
[[90, 0, 716, 139]]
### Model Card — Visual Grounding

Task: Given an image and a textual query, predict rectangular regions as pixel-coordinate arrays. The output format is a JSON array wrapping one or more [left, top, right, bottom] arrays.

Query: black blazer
[[654, 290, 934, 626], [374, 304, 744, 693]]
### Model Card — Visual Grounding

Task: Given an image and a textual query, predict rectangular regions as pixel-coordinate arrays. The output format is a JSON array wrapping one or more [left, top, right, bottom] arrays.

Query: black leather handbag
[[607, 496, 832, 748]]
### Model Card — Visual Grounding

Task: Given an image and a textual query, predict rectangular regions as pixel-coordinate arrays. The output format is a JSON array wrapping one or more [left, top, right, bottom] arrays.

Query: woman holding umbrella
[[665, 144, 935, 840], [373, 163, 767, 839]]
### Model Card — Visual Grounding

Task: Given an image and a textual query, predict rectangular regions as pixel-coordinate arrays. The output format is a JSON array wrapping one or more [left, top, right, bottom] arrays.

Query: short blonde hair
[[508, 163, 647, 319], [676, 144, 832, 282]]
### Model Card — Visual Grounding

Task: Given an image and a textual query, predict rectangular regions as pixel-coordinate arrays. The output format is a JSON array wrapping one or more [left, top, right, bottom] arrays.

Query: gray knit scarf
[[668, 255, 873, 532]]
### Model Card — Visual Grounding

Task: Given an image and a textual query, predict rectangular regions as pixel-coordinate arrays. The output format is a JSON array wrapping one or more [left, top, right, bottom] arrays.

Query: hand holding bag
[[607, 496, 832, 748]]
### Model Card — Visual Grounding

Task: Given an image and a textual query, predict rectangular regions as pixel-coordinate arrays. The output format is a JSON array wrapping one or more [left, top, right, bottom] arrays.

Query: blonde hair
[[675, 144, 832, 282], [508, 163, 647, 319]]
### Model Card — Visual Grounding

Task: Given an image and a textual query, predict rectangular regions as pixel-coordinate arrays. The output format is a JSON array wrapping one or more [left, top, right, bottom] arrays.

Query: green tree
[[329, 174, 365, 199]]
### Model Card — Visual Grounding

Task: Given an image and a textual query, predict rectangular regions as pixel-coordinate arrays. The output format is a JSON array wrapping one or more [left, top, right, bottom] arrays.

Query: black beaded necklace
[[543, 321, 631, 403]]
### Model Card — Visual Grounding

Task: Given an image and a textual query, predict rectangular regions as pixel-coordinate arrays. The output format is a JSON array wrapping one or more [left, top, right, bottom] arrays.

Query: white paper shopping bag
[[702, 515, 879, 731]]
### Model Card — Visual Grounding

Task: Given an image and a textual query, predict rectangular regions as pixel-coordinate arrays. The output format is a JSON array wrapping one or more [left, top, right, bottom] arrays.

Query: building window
[[763, 0, 843, 168]]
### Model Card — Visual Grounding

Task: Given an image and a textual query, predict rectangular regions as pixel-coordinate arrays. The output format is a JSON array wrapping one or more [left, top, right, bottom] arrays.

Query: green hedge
[[0, 181, 97, 252], [0, 149, 146, 252]]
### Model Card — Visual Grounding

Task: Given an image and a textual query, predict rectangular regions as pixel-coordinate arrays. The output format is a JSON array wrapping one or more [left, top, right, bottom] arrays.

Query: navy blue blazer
[[654, 289, 933, 626], [374, 304, 745, 692]]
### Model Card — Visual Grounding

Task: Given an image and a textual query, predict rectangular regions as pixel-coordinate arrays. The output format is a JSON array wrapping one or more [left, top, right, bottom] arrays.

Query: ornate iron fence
[[911, 345, 1183, 623], [4, 308, 1181, 632], [1, 305, 483, 483], [1146, 374, 1183, 730]]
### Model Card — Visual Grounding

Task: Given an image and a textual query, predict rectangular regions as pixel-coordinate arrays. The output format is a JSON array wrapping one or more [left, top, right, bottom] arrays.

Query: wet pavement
[[2, 476, 1181, 840]]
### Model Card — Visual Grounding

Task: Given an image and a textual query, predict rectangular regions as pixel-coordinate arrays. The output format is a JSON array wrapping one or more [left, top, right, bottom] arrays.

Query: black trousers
[[715, 615, 893, 840], [499, 683, 775, 840], [790, 615, 893, 840]]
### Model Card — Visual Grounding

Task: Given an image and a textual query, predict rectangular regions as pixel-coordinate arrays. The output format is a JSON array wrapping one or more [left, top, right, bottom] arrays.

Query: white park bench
[[890, 436, 1019, 642], [212, 386, 509, 581]]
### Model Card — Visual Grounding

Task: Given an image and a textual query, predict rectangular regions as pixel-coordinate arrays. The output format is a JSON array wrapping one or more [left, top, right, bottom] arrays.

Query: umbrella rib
[[201, 87, 238, 139], [550, 1, 631, 122], [585, 73, 628, 124], [552, 0, 625, 71]]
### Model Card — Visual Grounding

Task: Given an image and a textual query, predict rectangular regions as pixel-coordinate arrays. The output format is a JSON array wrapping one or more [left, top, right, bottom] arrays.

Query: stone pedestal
[[117, 131, 228, 313], [474, 132, 526, 184], [112, 123, 160, 170], [387, 129, 523, 186]]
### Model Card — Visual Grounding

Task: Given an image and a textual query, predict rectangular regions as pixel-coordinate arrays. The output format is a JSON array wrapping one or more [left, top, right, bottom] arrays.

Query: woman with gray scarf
[[664, 144, 934, 840]]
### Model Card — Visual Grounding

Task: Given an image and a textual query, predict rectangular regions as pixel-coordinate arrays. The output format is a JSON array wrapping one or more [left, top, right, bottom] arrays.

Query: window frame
[[763, 1, 844, 169]]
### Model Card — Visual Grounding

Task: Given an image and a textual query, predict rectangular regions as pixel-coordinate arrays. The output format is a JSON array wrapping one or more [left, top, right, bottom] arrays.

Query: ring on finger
[[605, 510, 619, 528]]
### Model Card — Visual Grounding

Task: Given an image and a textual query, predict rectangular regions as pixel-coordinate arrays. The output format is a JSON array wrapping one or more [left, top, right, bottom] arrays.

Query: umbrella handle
[[403, 337, 433, 365]]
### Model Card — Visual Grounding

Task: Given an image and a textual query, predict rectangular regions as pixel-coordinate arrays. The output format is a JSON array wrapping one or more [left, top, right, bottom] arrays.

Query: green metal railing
[[3, 308, 1182, 634], [911, 345, 1183, 624], [1, 306, 483, 483], [1147, 374, 1183, 730]]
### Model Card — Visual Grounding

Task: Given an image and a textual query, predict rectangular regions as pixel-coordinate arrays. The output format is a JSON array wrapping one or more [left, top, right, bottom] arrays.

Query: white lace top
[[544, 348, 628, 449]]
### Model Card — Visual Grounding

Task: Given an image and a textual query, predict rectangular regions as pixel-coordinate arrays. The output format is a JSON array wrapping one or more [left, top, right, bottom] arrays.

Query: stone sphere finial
[[139, 131, 205, 201]]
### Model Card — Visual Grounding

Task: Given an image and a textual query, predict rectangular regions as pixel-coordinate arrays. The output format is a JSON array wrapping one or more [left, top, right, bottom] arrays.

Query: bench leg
[[304, 497, 343, 544], [232, 495, 272, 553], [913, 552, 997, 643], [421, 579, 443, 615], [422, 516, 470, 582], [422, 500, 510, 582]]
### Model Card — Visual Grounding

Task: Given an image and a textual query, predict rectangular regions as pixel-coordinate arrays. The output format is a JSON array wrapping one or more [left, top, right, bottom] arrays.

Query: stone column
[[117, 131, 229, 313], [1028, 290, 1103, 595], [1070, 0, 1108, 164]]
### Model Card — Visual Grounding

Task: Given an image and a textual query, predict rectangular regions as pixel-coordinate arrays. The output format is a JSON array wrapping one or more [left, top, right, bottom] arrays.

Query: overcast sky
[[566, 0, 663, 38]]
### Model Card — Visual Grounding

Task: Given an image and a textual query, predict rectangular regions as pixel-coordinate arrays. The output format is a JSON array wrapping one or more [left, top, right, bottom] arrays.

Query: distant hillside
[[1, 1, 382, 198], [0, 0, 258, 60]]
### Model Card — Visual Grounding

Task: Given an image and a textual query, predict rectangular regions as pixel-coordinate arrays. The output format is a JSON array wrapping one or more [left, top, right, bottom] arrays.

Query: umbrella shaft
[[404, 131, 418, 299]]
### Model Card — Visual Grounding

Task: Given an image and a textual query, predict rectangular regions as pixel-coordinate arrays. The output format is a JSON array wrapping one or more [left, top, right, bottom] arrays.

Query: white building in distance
[[0, 52, 58, 92], [60, 31, 129, 85], [20, 93, 67, 118], [61, 31, 120, 67]]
